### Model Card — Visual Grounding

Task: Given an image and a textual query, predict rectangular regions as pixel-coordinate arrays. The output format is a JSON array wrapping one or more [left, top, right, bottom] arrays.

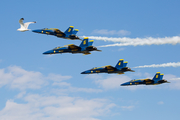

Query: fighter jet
[[81, 59, 135, 74], [32, 26, 81, 40], [121, 72, 170, 86], [43, 37, 101, 55]]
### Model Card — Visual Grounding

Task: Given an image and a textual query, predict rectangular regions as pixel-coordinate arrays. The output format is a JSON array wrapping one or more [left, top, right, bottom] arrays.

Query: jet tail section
[[88, 40, 94, 46], [160, 74, 164, 80], [152, 72, 161, 81], [64, 26, 74, 35], [115, 59, 124, 69], [79, 37, 89, 48], [72, 29, 79, 35], [123, 61, 128, 67]]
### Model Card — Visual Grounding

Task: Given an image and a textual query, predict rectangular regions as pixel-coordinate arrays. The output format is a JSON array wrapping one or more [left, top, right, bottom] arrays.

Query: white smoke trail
[[134, 62, 180, 68], [81, 36, 180, 47], [170, 78, 180, 80], [80, 36, 131, 43]]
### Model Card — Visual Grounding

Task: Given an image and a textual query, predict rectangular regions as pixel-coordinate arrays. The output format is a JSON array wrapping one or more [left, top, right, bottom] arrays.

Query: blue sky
[[0, 0, 180, 120]]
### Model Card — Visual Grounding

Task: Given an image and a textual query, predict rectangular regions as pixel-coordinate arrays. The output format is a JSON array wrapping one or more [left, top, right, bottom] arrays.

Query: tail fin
[[115, 59, 124, 69], [80, 37, 89, 48], [160, 74, 164, 80], [72, 29, 79, 35], [64, 26, 74, 35], [152, 72, 161, 80], [123, 61, 128, 67], [88, 40, 94, 46]]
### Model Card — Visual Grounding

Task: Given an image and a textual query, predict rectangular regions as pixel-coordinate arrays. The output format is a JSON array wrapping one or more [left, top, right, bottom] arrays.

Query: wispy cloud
[[0, 94, 116, 120], [134, 62, 180, 68], [121, 106, 135, 111], [91, 29, 131, 36], [157, 101, 164, 105], [0, 66, 103, 93]]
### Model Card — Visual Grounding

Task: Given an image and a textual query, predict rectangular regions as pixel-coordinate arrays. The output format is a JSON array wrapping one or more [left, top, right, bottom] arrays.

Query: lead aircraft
[[43, 37, 101, 55], [81, 59, 134, 74], [121, 72, 170, 86], [32, 26, 81, 40]]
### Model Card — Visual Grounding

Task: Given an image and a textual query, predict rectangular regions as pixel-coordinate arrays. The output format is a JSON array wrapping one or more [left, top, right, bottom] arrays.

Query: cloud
[[0, 94, 116, 120], [0, 66, 71, 90], [121, 106, 134, 111], [47, 73, 72, 82], [91, 29, 131, 36], [51, 87, 103, 94], [93, 75, 131, 90], [0, 66, 45, 90], [157, 101, 164, 105], [134, 62, 180, 68], [164, 74, 180, 89], [118, 48, 125, 51], [0, 66, 103, 93]]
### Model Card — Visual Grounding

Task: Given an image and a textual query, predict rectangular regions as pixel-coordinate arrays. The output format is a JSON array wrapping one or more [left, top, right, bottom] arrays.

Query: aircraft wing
[[68, 44, 80, 49], [105, 65, 116, 70], [144, 79, 153, 81]]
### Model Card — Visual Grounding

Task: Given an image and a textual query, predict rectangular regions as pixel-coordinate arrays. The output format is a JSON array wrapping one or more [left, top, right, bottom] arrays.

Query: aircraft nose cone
[[81, 70, 92, 74], [81, 71, 86, 74], [43, 51, 49, 54], [120, 82, 130, 86], [32, 29, 41, 33], [43, 50, 54, 55]]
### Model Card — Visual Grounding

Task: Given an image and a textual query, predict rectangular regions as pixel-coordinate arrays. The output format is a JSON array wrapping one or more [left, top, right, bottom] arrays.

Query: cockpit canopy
[[129, 79, 141, 82], [53, 46, 63, 50], [90, 66, 106, 70], [43, 28, 58, 31]]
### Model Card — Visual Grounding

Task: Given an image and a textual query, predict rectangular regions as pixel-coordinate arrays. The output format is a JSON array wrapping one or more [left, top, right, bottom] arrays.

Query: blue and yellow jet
[[43, 37, 101, 55], [32, 26, 81, 40], [81, 59, 135, 74], [121, 72, 170, 86]]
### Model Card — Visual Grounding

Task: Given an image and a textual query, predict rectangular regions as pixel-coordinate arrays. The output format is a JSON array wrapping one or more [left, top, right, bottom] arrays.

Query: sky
[[0, 0, 180, 120]]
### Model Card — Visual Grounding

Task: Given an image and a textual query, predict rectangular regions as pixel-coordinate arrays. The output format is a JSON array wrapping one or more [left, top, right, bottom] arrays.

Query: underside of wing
[[24, 22, 35, 29]]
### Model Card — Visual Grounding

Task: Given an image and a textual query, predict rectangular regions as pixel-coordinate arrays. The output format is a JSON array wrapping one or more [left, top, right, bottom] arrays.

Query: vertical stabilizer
[[64, 26, 74, 35], [80, 37, 89, 48], [123, 61, 128, 67], [115, 59, 124, 69], [160, 74, 164, 80], [152, 72, 161, 80], [72, 29, 79, 35], [88, 40, 94, 46]]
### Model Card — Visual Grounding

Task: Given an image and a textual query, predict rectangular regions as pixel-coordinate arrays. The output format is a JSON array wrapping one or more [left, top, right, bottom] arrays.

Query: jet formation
[[121, 72, 170, 86], [17, 18, 170, 87], [81, 59, 135, 74]]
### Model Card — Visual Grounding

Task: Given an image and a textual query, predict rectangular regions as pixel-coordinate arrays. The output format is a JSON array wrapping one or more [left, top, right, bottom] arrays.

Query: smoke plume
[[134, 62, 180, 68], [81, 36, 180, 47]]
